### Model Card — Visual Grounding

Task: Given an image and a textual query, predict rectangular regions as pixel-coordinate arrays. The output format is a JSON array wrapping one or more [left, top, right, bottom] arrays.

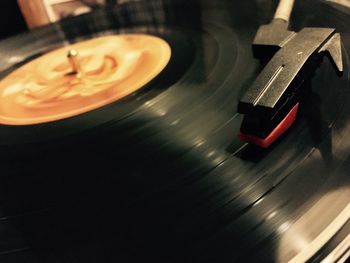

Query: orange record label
[[0, 34, 171, 125]]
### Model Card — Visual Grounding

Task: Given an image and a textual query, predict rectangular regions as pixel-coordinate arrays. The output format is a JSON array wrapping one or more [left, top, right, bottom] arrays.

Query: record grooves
[[0, 0, 349, 263]]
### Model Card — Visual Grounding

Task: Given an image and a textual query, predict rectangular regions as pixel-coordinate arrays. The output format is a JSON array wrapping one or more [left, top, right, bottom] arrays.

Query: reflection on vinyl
[[0, 0, 349, 262]]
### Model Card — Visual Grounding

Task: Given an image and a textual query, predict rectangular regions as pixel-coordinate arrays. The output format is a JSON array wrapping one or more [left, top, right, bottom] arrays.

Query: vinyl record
[[0, 0, 349, 262]]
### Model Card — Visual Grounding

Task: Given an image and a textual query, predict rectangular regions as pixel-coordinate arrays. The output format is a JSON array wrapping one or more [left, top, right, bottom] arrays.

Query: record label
[[0, 34, 171, 125]]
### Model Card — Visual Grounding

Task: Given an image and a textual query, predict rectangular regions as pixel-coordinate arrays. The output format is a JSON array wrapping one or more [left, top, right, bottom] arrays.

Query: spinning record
[[0, 0, 349, 263]]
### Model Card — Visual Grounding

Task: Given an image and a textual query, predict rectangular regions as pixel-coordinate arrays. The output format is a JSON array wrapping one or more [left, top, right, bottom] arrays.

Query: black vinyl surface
[[0, 0, 349, 262]]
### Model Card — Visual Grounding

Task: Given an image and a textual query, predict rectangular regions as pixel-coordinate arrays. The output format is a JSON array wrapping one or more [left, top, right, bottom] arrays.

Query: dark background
[[0, 1, 28, 40]]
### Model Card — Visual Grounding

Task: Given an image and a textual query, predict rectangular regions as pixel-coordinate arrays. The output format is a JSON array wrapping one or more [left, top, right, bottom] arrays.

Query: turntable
[[0, 0, 349, 262]]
